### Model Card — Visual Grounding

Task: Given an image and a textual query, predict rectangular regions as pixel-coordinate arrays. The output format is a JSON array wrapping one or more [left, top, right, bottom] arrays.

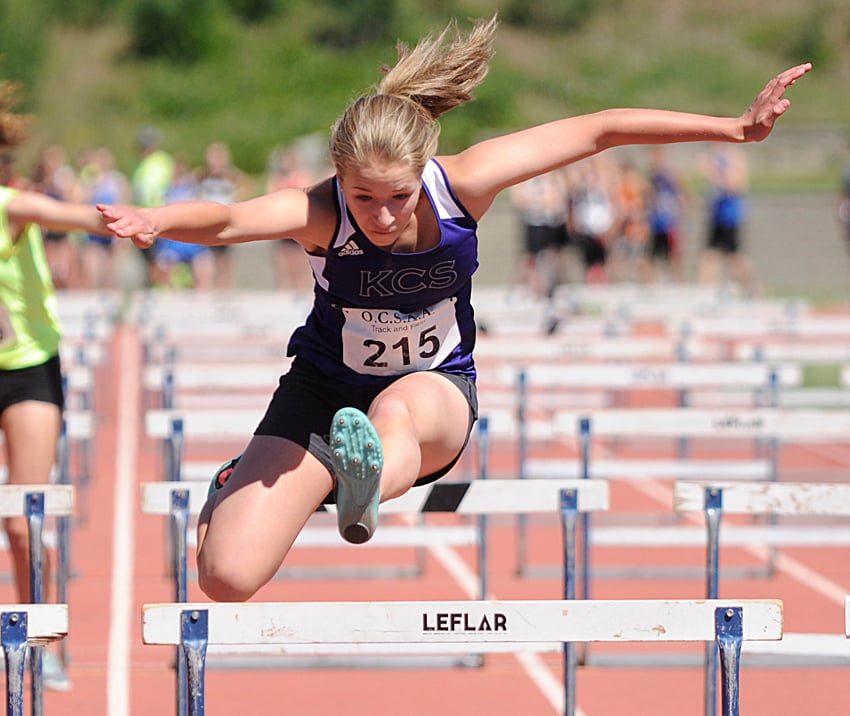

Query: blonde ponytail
[[330, 15, 497, 177]]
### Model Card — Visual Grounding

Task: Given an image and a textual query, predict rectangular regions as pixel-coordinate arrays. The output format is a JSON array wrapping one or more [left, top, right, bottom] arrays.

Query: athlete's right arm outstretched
[[98, 183, 324, 250]]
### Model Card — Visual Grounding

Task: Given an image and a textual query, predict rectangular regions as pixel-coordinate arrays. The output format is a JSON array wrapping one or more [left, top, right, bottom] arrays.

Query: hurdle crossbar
[[142, 599, 782, 716], [556, 407, 850, 440]]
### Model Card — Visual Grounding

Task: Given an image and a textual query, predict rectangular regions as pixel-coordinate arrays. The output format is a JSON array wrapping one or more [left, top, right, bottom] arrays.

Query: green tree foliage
[[130, 0, 228, 63], [789, 8, 833, 68], [504, 0, 601, 32], [314, 0, 398, 49], [44, 0, 115, 26], [0, 0, 49, 102], [224, 0, 280, 23]]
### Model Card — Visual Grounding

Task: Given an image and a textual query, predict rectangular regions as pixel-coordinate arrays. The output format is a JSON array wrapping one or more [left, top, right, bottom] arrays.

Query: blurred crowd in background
[[2, 124, 849, 298], [509, 143, 760, 298], [0, 126, 325, 292]]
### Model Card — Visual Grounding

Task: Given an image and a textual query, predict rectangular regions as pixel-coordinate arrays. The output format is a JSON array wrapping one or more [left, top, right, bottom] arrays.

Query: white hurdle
[[494, 364, 798, 578], [0, 485, 74, 714], [0, 485, 75, 603], [142, 598, 783, 716], [550, 407, 850, 595], [143, 362, 291, 410], [140, 478, 610, 605], [0, 604, 69, 716], [141, 477, 608, 716]]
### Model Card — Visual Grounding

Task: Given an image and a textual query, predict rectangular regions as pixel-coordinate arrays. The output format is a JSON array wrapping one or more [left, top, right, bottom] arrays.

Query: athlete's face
[[339, 159, 421, 248]]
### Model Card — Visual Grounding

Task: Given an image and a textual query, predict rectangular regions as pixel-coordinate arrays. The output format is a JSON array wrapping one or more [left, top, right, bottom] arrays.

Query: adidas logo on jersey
[[338, 240, 364, 257]]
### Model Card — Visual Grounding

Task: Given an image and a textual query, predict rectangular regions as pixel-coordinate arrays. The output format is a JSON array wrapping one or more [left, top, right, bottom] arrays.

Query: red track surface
[[6, 319, 849, 716]]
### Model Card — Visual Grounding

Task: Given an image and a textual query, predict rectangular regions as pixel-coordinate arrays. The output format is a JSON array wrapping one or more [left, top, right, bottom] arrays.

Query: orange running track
[[7, 318, 849, 716]]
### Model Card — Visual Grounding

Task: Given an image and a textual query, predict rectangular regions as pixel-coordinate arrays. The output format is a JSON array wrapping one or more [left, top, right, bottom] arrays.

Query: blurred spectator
[[76, 146, 130, 289], [131, 126, 175, 286], [30, 144, 78, 288], [266, 144, 315, 292], [152, 155, 214, 289], [567, 156, 619, 283], [196, 141, 253, 289], [608, 157, 651, 283], [645, 146, 689, 282], [509, 169, 571, 298], [697, 143, 758, 294]]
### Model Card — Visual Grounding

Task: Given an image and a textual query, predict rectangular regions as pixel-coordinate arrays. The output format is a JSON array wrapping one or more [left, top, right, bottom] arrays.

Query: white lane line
[[107, 326, 141, 716], [402, 515, 584, 716]]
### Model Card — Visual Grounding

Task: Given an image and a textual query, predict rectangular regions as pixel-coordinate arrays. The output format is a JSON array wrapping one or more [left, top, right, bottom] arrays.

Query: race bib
[[0, 303, 16, 350], [341, 297, 461, 376]]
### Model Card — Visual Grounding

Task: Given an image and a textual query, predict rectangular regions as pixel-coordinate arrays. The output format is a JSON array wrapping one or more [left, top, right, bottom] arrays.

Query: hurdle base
[[189, 564, 425, 583], [205, 653, 486, 670], [581, 650, 705, 668], [518, 564, 776, 581], [741, 633, 850, 667], [277, 564, 423, 581]]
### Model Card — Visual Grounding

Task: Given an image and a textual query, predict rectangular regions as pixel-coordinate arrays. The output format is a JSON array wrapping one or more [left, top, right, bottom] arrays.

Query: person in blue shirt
[[100, 16, 810, 602], [697, 142, 758, 293]]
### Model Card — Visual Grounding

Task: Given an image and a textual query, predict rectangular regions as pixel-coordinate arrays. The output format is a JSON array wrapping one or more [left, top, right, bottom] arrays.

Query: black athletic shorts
[[0, 354, 64, 417], [523, 224, 568, 256], [255, 357, 479, 504], [707, 225, 740, 255]]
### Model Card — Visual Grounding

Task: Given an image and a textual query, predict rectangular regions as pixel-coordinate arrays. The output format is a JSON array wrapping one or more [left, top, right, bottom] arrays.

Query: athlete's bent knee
[[197, 553, 264, 602]]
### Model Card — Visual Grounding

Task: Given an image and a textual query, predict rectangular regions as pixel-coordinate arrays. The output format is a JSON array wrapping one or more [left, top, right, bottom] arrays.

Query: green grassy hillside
[[9, 0, 850, 181]]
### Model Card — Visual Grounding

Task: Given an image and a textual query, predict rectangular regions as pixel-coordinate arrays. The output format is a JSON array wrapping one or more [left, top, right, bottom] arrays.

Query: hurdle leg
[[703, 488, 723, 716], [578, 417, 591, 603], [167, 418, 185, 482], [764, 435, 780, 576], [56, 428, 72, 667], [170, 489, 191, 716], [477, 416, 490, 603], [2, 612, 29, 716], [515, 372, 530, 576], [26, 495, 45, 716], [171, 489, 190, 604], [715, 607, 743, 716], [560, 488, 578, 716], [180, 609, 208, 716]]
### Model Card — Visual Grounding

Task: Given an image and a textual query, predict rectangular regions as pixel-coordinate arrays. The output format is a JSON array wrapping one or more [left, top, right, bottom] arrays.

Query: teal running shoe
[[207, 454, 242, 499], [330, 407, 383, 544]]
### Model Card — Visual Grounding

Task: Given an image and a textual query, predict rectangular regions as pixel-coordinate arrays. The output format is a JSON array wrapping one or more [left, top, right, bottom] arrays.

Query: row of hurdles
[[138, 475, 850, 716], [127, 289, 850, 715], [5, 475, 850, 715], [36, 286, 848, 716]]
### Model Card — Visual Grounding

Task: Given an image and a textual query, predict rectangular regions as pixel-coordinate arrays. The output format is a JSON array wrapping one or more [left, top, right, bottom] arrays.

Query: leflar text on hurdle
[[422, 612, 507, 632]]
